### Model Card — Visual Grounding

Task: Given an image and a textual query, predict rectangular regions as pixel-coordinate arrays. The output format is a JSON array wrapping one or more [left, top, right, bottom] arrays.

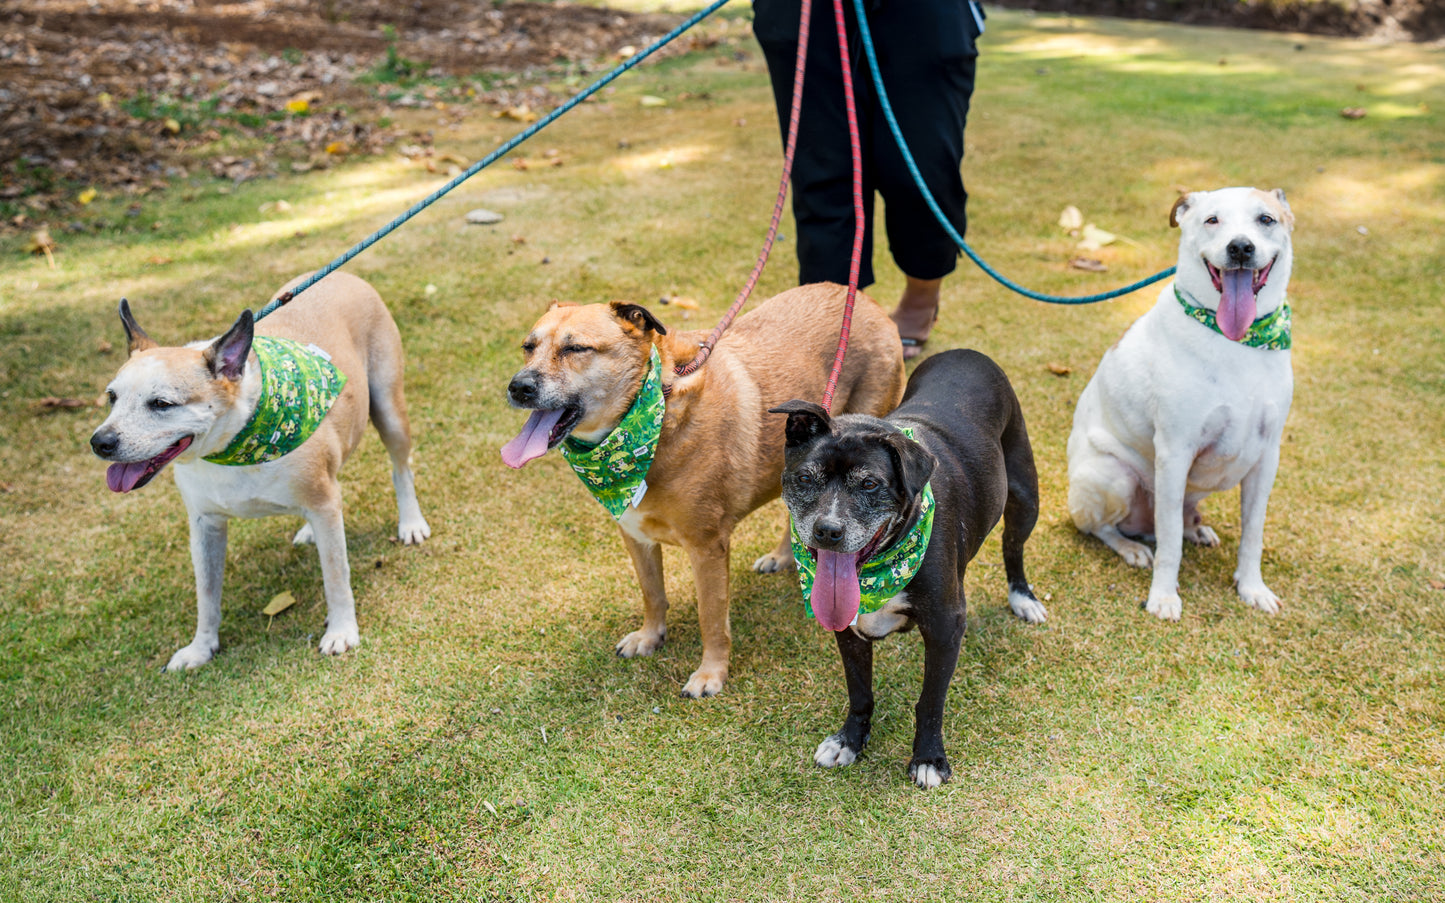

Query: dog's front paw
[[398, 516, 431, 546], [1144, 592, 1183, 621], [165, 640, 219, 672], [1185, 524, 1220, 546], [1236, 581, 1280, 614], [679, 665, 726, 699], [813, 733, 860, 769], [752, 549, 795, 574], [907, 756, 952, 790], [1008, 589, 1049, 623], [318, 626, 360, 656], [615, 627, 665, 659]]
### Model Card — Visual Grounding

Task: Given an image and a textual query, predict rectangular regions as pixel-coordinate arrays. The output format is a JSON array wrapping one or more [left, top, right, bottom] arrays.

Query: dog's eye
[[860, 478, 880, 492], [521, 341, 537, 354], [147, 398, 176, 411], [106, 390, 117, 406], [797, 472, 816, 486], [1204, 215, 1219, 225], [1258, 214, 1276, 226], [562, 345, 593, 355]]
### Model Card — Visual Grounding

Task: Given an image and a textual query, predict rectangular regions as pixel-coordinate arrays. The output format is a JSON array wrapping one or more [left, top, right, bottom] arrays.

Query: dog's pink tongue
[[1217, 269, 1257, 342], [811, 549, 862, 632], [106, 461, 149, 493], [501, 409, 565, 469]]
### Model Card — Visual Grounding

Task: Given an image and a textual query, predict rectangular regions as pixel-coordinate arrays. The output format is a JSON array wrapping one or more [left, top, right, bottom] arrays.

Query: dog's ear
[[769, 400, 832, 448], [118, 298, 157, 355], [1271, 188, 1295, 231], [1168, 192, 1195, 228], [881, 431, 936, 502], [609, 301, 667, 336], [546, 299, 579, 311], [204, 310, 255, 381]]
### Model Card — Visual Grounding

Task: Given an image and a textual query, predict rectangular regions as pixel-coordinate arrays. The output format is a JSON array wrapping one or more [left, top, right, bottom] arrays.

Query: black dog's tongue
[[811, 549, 861, 631]]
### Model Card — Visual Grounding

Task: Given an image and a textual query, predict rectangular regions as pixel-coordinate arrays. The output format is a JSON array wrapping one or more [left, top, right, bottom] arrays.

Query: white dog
[[1067, 187, 1294, 620], [90, 272, 431, 669]]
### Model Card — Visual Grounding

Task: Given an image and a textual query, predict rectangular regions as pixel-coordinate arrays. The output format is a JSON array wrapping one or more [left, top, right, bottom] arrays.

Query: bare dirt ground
[[0, 0, 715, 229]]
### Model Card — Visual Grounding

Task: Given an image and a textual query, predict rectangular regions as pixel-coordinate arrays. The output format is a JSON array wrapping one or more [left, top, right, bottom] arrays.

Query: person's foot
[[891, 276, 942, 361]]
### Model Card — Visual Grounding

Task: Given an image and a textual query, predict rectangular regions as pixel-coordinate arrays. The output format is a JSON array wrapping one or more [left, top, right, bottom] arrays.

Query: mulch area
[[3, 0, 1438, 234]]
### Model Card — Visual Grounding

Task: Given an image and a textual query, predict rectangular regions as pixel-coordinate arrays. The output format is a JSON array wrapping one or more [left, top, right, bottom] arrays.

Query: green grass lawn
[[2, 8, 1443, 901]]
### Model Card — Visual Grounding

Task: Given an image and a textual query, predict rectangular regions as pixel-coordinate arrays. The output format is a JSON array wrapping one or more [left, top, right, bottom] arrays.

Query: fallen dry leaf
[[1429, 579, 1445, 590], [1059, 205, 1084, 231], [77, 187, 97, 205], [660, 295, 700, 310], [494, 105, 539, 123], [33, 396, 95, 412], [1078, 223, 1117, 251], [1340, 107, 1367, 119], [1069, 257, 1108, 272], [145, 255, 173, 265], [639, 95, 667, 108], [1046, 362, 1072, 377], [262, 590, 298, 617], [26, 228, 57, 268]]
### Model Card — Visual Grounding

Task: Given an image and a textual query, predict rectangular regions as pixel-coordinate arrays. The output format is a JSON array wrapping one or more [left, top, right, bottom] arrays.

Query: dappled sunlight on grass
[[610, 142, 717, 174]]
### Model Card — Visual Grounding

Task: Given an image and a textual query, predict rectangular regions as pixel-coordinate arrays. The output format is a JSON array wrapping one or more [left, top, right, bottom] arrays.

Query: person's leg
[[867, 0, 980, 355], [754, 0, 876, 288]]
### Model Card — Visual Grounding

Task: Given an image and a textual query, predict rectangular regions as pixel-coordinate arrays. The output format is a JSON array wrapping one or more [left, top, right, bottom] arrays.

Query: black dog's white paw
[[907, 757, 952, 790], [813, 733, 860, 768]]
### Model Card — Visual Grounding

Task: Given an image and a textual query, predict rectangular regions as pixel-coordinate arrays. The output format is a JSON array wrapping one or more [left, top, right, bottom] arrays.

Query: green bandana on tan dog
[[1176, 287, 1292, 350], [560, 346, 666, 519], [204, 336, 347, 466], [791, 427, 936, 626]]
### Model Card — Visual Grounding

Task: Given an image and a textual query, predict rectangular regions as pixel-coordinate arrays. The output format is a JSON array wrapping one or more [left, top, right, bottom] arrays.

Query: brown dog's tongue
[[811, 549, 862, 632], [501, 409, 565, 469], [1217, 269, 1257, 342]]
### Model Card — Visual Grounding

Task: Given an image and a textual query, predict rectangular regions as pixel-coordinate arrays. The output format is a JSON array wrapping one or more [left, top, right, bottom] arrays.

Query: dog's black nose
[[812, 518, 845, 546], [1227, 237, 1255, 266], [91, 431, 118, 458], [508, 373, 538, 405]]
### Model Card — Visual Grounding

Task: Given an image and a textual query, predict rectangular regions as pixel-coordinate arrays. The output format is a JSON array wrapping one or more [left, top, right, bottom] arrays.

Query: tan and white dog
[[1067, 187, 1295, 620], [90, 271, 430, 669], [503, 284, 905, 697]]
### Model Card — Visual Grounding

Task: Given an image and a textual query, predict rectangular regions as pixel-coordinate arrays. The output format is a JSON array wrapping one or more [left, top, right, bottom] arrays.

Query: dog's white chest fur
[[173, 460, 304, 519]]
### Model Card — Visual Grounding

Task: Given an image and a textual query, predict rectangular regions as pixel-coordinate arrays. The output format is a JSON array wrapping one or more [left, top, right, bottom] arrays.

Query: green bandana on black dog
[[204, 336, 347, 466], [560, 346, 666, 519]]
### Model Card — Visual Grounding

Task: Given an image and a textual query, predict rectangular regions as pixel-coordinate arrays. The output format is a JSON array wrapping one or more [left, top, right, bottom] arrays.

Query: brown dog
[[504, 283, 905, 697]]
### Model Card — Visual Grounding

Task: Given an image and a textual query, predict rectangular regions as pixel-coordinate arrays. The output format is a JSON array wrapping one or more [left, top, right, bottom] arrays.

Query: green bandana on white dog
[[204, 336, 347, 466], [1176, 287, 1292, 350], [560, 346, 666, 519]]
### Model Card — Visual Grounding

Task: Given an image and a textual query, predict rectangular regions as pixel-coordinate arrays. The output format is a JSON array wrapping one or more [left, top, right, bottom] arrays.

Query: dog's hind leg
[[615, 528, 669, 659], [369, 372, 430, 545], [815, 627, 874, 769], [1182, 496, 1220, 547], [1001, 413, 1048, 623], [1068, 453, 1154, 569], [167, 512, 228, 671]]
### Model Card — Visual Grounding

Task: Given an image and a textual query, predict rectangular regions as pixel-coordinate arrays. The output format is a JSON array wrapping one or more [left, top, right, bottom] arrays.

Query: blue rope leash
[[848, 0, 1174, 304], [256, 0, 734, 321]]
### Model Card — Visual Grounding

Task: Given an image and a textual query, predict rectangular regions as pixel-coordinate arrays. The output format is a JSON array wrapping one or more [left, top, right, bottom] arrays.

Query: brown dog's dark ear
[[881, 431, 936, 502], [609, 301, 667, 336], [1168, 192, 1194, 229], [118, 298, 157, 355], [204, 310, 255, 381], [769, 400, 832, 448]]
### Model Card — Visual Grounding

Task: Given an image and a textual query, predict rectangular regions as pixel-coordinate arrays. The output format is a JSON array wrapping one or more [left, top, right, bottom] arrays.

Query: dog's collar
[[1175, 287, 1292, 350], [790, 428, 936, 619], [559, 345, 666, 519], [203, 336, 348, 466]]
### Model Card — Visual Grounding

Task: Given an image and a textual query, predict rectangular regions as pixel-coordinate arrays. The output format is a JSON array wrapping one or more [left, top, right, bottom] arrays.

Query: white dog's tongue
[[501, 409, 565, 469], [1217, 268, 1257, 342], [811, 549, 862, 632], [106, 461, 150, 493]]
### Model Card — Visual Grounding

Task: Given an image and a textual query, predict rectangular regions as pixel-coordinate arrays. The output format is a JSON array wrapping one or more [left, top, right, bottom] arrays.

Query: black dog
[[771, 349, 1047, 789]]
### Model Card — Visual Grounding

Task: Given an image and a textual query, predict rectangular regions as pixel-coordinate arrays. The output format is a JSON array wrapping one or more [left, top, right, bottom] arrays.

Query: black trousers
[[753, 0, 980, 288]]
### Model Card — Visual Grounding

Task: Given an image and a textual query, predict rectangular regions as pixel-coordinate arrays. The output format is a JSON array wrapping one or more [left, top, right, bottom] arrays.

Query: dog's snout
[[91, 430, 119, 459], [811, 518, 845, 546], [1227, 237, 1255, 266], [508, 373, 539, 405]]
